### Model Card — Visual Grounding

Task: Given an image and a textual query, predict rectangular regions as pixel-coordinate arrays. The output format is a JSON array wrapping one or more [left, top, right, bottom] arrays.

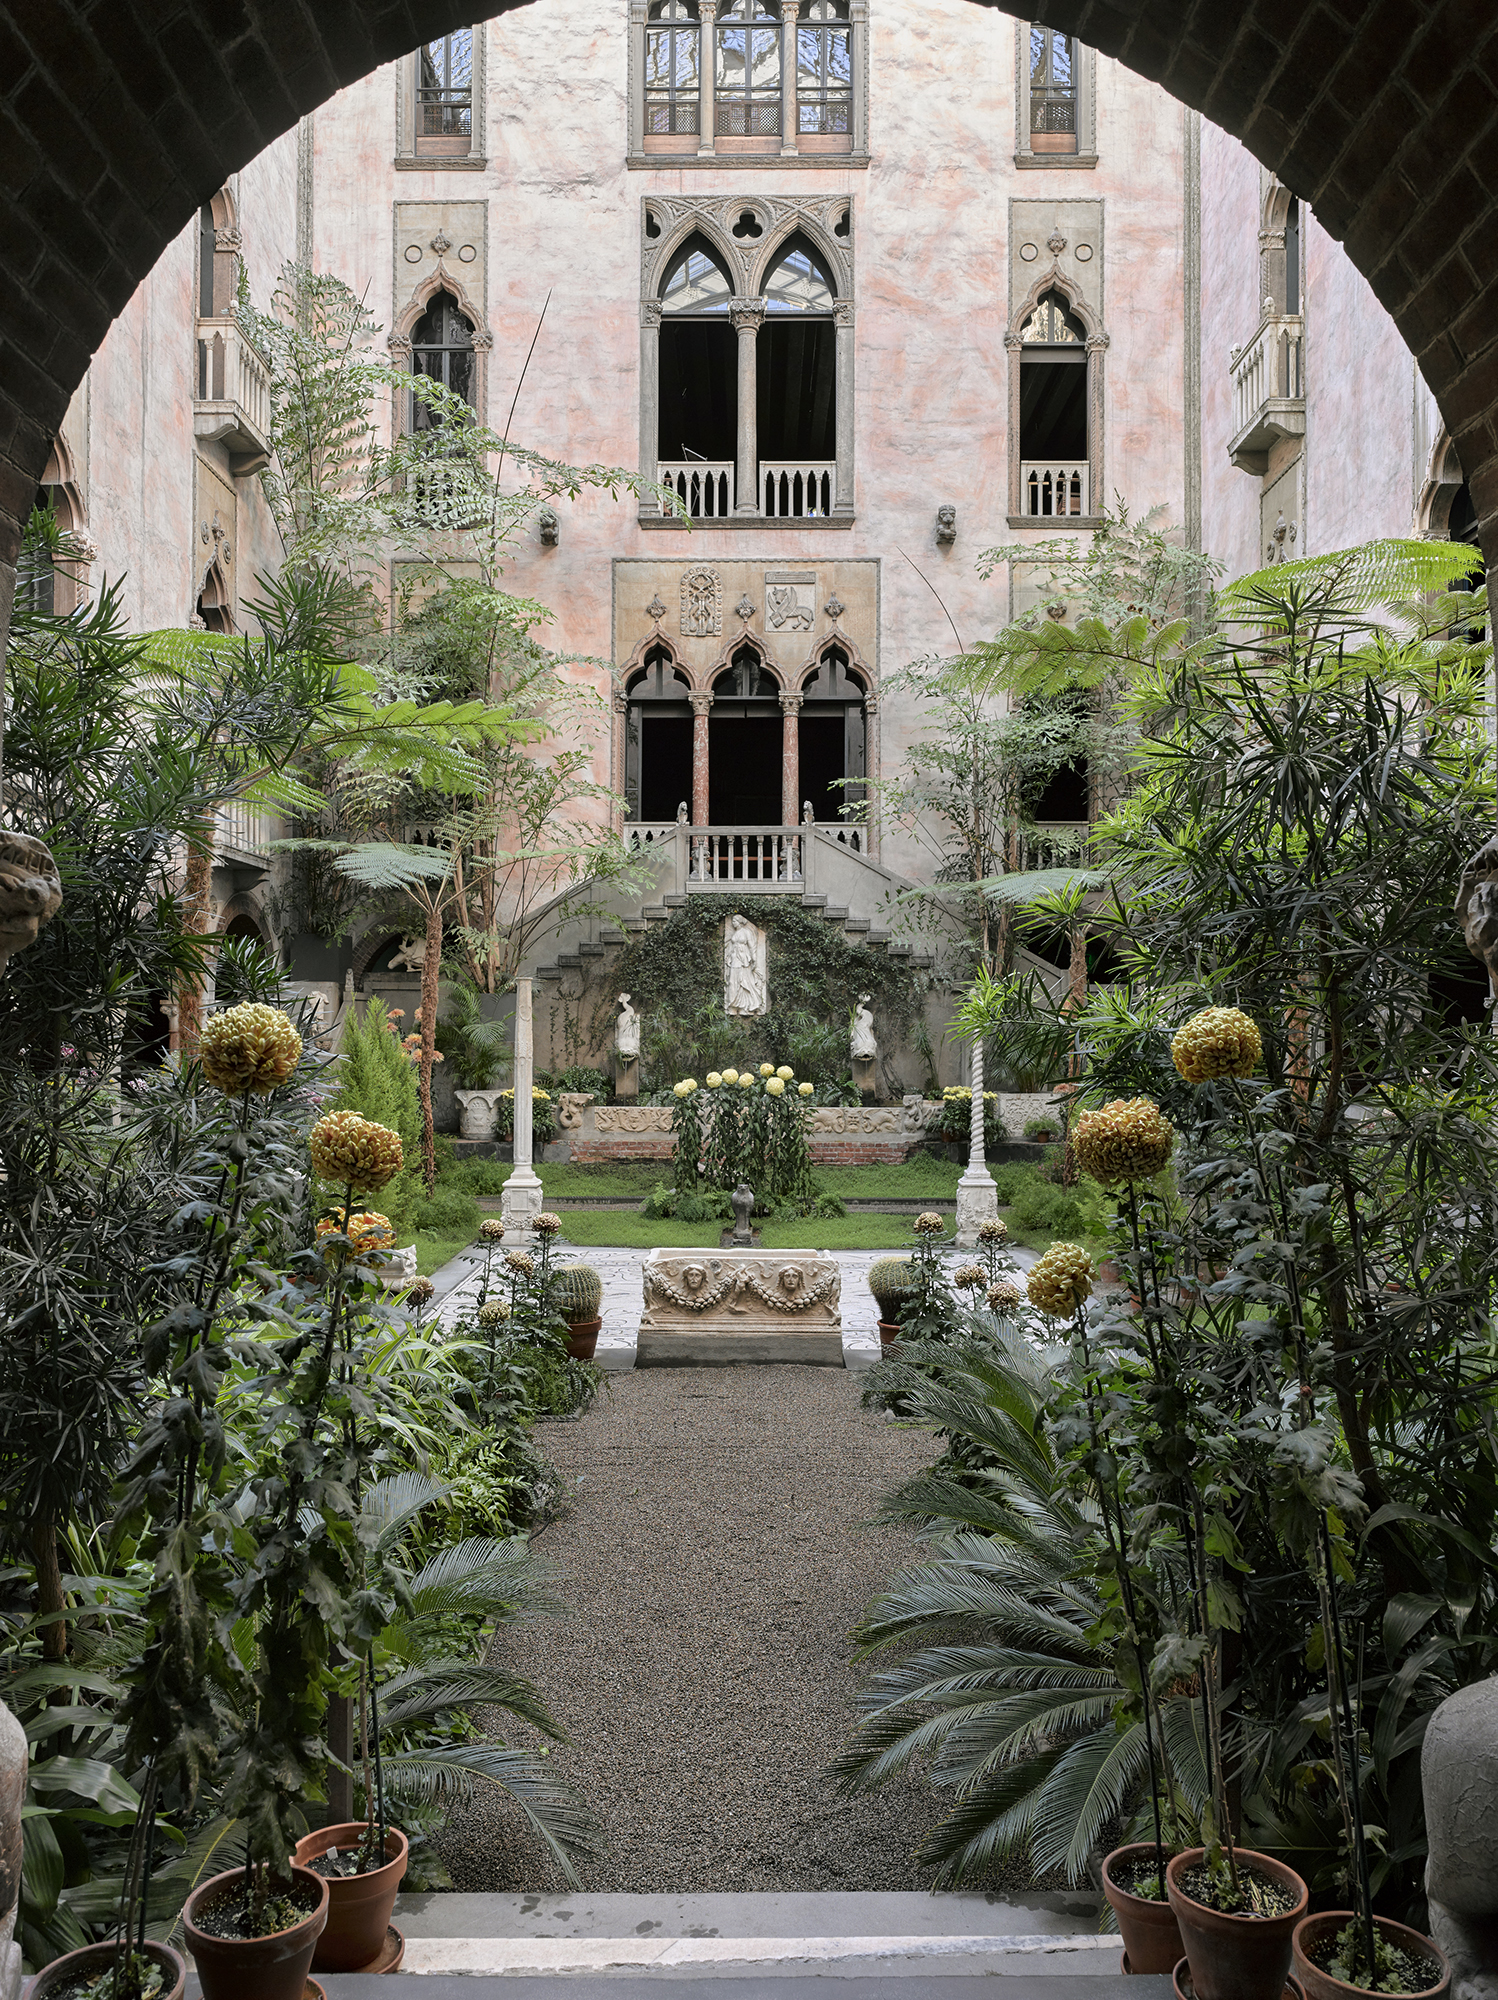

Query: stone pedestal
[[615, 1060, 639, 1101], [501, 978, 542, 1244], [1425, 1680, 1498, 2000], [852, 1056, 877, 1101], [637, 1249, 842, 1365], [954, 1040, 998, 1248]]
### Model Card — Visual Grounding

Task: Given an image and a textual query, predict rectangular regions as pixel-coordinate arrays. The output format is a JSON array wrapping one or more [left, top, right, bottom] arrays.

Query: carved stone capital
[[1086, 330, 1110, 353], [729, 296, 767, 334], [387, 334, 413, 359], [0, 830, 63, 975], [778, 692, 804, 714], [833, 297, 855, 328], [214, 227, 242, 253], [688, 691, 714, 716], [642, 299, 664, 329], [1003, 329, 1023, 351], [470, 330, 494, 352]]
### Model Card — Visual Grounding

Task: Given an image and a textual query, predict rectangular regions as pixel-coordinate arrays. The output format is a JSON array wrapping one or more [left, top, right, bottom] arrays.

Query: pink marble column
[[779, 692, 802, 825], [689, 691, 712, 823]]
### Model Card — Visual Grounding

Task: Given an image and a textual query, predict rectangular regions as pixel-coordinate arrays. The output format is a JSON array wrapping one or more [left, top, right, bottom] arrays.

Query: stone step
[[314, 1975, 1157, 1999], [386, 1890, 1127, 1981]]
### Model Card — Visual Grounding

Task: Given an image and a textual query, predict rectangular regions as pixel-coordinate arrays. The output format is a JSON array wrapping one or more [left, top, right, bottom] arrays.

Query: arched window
[[716, 0, 781, 137], [709, 644, 781, 823], [625, 648, 693, 822], [796, 0, 850, 134], [646, 0, 700, 136], [1029, 26, 1076, 153], [419, 31, 473, 142], [658, 237, 737, 501], [196, 558, 234, 635], [759, 234, 836, 515], [798, 647, 866, 822], [1284, 197, 1301, 316], [410, 291, 476, 430], [1019, 289, 1088, 516]]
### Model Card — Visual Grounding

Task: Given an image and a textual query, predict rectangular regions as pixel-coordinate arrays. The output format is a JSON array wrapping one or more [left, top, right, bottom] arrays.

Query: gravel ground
[[438, 1366, 958, 1893]]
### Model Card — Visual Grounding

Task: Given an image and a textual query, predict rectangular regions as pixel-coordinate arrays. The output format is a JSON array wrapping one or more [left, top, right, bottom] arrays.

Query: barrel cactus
[[868, 1256, 915, 1315], [554, 1262, 604, 1322]]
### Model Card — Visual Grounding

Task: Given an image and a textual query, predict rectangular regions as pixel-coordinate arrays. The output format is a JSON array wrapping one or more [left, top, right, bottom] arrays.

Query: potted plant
[[292, 1822, 409, 1974], [24, 1942, 187, 2000], [1165, 1848, 1307, 2000], [1291, 1915, 1449, 2000], [1102, 1843, 1184, 1976], [182, 1867, 329, 2000], [553, 1263, 604, 1359], [867, 1256, 914, 1344]]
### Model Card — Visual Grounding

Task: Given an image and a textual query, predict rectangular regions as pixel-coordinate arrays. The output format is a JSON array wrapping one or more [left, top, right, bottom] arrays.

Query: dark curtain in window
[[756, 321, 835, 458], [658, 322, 737, 460]]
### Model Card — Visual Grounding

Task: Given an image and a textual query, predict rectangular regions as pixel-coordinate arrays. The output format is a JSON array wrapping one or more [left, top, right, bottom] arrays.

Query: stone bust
[[680, 1263, 708, 1293], [778, 1264, 804, 1296]]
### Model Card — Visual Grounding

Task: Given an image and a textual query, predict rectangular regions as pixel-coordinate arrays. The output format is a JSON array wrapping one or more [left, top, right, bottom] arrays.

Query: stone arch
[[649, 220, 739, 303], [1419, 430, 1468, 540], [39, 435, 93, 614], [388, 267, 493, 425], [792, 626, 872, 691], [8, 0, 1498, 613], [748, 218, 850, 301], [706, 628, 786, 689]]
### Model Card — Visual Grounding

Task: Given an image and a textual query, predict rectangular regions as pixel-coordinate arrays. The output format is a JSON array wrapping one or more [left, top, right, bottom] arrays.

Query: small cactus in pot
[[868, 1256, 914, 1346], [554, 1262, 604, 1359]]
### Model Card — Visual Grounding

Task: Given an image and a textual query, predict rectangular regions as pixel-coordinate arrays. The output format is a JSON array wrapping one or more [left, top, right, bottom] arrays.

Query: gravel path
[[439, 1366, 952, 1893]]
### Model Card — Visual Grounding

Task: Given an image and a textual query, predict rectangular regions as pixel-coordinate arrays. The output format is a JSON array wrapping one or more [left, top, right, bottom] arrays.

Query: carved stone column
[[730, 297, 765, 514], [698, 0, 718, 156], [863, 685, 880, 860], [833, 298, 855, 515], [778, 692, 802, 830], [779, 0, 801, 155], [689, 691, 713, 835], [955, 1038, 999, 1248], [1004, 329, 1023, 519], [501, 978, 543, 1243], [612, 687, 630, 831], [639, 300, 662, 513], [1085, 330, 1110, 519]]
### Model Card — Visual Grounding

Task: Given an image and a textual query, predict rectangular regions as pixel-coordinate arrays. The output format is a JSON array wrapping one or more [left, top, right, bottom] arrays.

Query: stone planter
[[878, 1319, 903, 1348], [454, 1089, 507, 1142]]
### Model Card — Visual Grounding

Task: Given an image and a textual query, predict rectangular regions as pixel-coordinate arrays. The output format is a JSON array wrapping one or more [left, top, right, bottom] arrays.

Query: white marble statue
[[388, 934, 426, 974], [616, 991, 640, 1060], [851, 993, 876, 1062], [724, 912, 768, 1017]]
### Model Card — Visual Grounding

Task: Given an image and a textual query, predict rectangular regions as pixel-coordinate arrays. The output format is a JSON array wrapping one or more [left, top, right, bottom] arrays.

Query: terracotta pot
[[565, 1316, 601, 1360], [1171, 1960, 1301, 2000], [1166, 1847, 1308, 2000], [26, 1940, 186, 2000], [1103, 1841, 1184, 1975], [183, 1862, 329, 2000], [878, 1319, 903, 1347], [1291, 1913, 1450, 2000], [292, 1822, 408, 1974]]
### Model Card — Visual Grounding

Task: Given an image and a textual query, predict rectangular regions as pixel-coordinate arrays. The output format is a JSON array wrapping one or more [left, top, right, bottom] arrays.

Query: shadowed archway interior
[[3, 0, 1498, 611]]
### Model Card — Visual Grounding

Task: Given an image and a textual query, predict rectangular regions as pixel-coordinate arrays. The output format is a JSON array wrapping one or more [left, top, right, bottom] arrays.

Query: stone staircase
[[314, 1889, 1157, 1993]]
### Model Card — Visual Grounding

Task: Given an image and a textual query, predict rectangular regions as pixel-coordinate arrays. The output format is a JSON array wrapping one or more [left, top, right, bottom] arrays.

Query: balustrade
[[193, 317, 273, 474], [761, 460, 836, 518], [1019, 460, 1088, 518], [1228, 313, 1305, 471], [215, 799, 274, 861], [658, 461, 735, 518]]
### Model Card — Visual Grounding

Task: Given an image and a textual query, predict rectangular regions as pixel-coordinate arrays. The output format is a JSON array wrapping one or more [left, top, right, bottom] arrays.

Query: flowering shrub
[[495, 1087, 558, 1146], [200, 1003, 303, 1097], [670, 1063, 816, 1207], [935, 1086, 1006, 1151], [1170, 1006, 1262, 1084], [315, 1210, 396, 1267]]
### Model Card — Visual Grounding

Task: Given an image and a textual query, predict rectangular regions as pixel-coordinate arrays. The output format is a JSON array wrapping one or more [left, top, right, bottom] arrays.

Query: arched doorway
[[797, 648, 865, 823], [625, 647, 694, 821], [709, 645, 781, 824]]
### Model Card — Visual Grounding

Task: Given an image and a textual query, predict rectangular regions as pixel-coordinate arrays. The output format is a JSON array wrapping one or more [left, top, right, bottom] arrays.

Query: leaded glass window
[[716, 0, 781, 137], [762, 237, 835, 313], [645, 0, 701, 134], [661, 239, 734, 314], [1029, 25, 1075, 136], [797, 0, 850, 134], [1020, 290, 1085, 344], [410, 291, 475, 428], [418, 30, 473, 138]]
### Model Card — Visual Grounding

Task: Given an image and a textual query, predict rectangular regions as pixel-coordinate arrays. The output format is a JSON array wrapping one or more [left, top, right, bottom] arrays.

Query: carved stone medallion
[[681, 566, 722, 637]]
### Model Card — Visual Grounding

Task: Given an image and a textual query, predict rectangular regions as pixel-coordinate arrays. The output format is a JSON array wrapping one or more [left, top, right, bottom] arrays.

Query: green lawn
[[450, 1157, 962, 1203], [553, 1210, 927, 1251], [415, 1229, 476, 1276]]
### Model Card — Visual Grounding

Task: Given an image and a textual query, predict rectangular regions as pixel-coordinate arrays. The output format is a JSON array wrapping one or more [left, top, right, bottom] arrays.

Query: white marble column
[[954, 1037, 999, 1247], [698, 0, 718, 155], [501, 977, 544, 1242], [833, 299, 855, 515], [730, 297, 765, 514], [779, 0, 800, 155]]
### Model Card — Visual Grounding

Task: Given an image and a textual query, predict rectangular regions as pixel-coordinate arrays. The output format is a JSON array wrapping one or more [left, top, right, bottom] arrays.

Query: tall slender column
[[954, 1036, 998, 1247], [778, 692, 802, 826], [501, 977, 543, 1242], [730, 297, 765, 514], [639, 300, 662, 515], [779, 0, 801, 155], [689, 692, 712, 870], [833, 299, 855, 515], [698, 0, 718, 155]]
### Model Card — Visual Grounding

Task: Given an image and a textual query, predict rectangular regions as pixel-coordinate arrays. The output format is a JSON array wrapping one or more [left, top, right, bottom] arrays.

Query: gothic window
[[410, 290, 476, 428], [1018, 288, 1088, 515], [645, 0, 701, 134], [1029, 27, 1076, 152], [625, 648, 693, 821], [758, 234, 836, 514], [798, 647, 866, 820], [710, 644, 781, 823], [716, 0, 782, 137], [199, 205, 218, 317], [797, 0, 850, 134], [418, 30, 474, 151], [658, 237, 737, 500]]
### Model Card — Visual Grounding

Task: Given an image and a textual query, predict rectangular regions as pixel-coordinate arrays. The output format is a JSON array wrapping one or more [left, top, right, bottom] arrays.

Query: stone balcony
[[193, 317, 272, 476], [1228, 311, 1305, 474]]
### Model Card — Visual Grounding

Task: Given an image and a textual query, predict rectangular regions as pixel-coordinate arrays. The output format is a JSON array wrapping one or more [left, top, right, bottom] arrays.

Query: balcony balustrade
[[761, 460, 835, 518], [1019, 460, 1088, 519], [658, 461, 735, 518], [1228, 313, 1305, 474], [194, 318, 273, 476]]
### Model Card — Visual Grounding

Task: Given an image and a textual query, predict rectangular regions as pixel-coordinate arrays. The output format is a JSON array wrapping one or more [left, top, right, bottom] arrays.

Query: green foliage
[[541, 1066, 611, 1099], [437, 978, 512, 1091], [603, 900, 923, 1094], [332, 1000, 423, 1238], [641, 1183, 733, 1223], [410, 1182, 481, 1239]]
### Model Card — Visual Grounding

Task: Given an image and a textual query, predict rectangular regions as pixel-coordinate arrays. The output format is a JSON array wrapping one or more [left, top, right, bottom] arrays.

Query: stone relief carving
[[812, 1106, 901, 1133], [734, 593, 756, 622], [387, 935, 427, 973], [0, 831, 63, 975], [724, 911, 769, 1016], [640, 195, 854, 303], [681, 566, 722, 637], [765, 573, 815, 629], [1456, 836, 1498, 1005], [594, 1106, 674, 1132], [557, 1091, 595, 1130], [935, 505, 957, 545], [640, 1252, 840, 1322]]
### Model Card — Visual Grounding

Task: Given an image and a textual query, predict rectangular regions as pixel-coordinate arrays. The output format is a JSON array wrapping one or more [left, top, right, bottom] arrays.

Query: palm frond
[[378, 1744, 601, 1884]]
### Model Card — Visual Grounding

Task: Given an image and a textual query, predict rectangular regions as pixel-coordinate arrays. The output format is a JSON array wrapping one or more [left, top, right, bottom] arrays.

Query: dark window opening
[[658, 324, 737, 464], [709, 644, 780, 823], [1029, 26, 1077, 151], [1448, 482, 1485, 642], [646, 0, 701, 134], [199, 205, 217, 316], [410, 291, 475, 429], [757, 321, 835, 459], [714, 647, 778, 699], [1031, 758, 1089, 821], [418, 30, 473, 142], [1284, 198, 1301, 316], [799, 647, 866, 820], [1020, 358, 1087, 460], [124, 992, 173, 1075], [18, 487, 58, 617], [626, 648, 693, 822]]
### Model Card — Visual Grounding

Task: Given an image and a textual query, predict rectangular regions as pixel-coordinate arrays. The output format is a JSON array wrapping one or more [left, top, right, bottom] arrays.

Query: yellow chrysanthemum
[[913, 1211, 947, 1236], [480, 1218, 505, 1241], [1027, 1241, 1095, 1318], [315, 1210, 395, 1267], [987, 1279, 1022, 1312], [199, 1003, 302, 1097], [766, 1076, 785, 1096], [798, 1082, 814, 1097], [1171, 1007, 1262, 1084], [706, 1072, 723, 1087], [739, 1073, 755, 1089], [309, 1110, 404, 1193], [978, 1218, 1008, 1244], [722, 1068, 739, 1085], [759, 1063, 775, 1077], [1074, 1098, 1176, 1185], [776, 1065, 794, 1080]]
